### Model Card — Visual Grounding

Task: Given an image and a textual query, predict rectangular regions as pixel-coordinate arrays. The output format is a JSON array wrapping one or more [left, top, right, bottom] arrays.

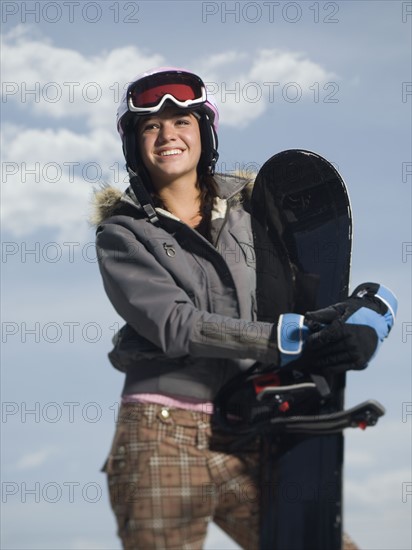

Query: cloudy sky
[[1, 1, 411, 549]]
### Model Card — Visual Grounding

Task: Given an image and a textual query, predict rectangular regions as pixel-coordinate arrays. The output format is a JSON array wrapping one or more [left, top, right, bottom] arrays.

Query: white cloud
[[15, 446, 57, 470], [3, 124, 116, 163], [3, 26, 336, 131], [2, 27, 337, 239], [199, 48, 337, 127], [2, 24, 164, 132], [346, 468, 410, 506], [1, 123, 122, 241], [345, 448, 375, 467], [250, 48, 335, 86]]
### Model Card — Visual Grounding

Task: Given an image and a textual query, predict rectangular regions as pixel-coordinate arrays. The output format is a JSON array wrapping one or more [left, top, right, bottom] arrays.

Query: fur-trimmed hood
[[90, 172, 255, 227], [90, 185, 128, 227]]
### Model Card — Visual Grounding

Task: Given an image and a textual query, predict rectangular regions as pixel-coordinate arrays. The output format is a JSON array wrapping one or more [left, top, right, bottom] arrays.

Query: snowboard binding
[[213, 367, 385, 442]]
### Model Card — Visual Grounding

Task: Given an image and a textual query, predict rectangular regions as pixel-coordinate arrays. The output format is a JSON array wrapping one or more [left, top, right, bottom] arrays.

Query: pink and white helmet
[[117, 67, 219, 175]]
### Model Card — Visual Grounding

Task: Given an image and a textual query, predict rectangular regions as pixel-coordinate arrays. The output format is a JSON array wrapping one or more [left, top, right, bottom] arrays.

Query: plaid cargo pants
[[103, 402, 259, 549], [102, 402, 359, 550]]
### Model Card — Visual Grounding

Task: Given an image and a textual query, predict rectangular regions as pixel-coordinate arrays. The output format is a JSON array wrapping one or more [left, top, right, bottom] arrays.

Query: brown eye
[[142, 122, 159, 132]]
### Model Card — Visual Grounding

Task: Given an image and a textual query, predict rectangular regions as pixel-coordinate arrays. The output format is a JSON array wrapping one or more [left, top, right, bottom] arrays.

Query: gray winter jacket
[[94, 174, 294, 400]]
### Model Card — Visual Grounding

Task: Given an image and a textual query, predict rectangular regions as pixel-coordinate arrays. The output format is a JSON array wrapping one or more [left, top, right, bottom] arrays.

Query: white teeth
[[159, 149, 183, 156]]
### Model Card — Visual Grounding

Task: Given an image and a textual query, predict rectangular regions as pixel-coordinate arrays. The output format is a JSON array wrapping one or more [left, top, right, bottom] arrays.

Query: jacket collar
[[214, 173, 252, 199], [121, 172, 252, 210], [91, 173, 254, 226]]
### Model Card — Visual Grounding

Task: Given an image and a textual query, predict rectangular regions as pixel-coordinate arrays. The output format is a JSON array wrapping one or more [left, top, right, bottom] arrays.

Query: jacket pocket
[[101, 422, 130, 476]]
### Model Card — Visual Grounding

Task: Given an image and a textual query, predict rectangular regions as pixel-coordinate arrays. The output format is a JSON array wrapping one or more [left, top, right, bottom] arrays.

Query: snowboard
[[252, 149, 352, 550], [213, 149, 385, 550]]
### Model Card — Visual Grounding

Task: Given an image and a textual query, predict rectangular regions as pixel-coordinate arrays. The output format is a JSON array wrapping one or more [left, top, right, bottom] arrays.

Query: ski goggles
[[127, 71, 207, 114]]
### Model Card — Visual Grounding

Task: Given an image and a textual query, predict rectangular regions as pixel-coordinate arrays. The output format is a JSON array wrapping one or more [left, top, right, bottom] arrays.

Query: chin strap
[[127, 168, 160, 225], [198, 112, 219, 175]]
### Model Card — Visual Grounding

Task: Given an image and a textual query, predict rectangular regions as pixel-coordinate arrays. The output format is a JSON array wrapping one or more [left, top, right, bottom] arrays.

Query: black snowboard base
[[214, 150, 384, 550], [252, 150, 351, 550]]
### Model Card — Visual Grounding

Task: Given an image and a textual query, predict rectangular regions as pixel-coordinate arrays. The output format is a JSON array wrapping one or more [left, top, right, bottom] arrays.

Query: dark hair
[[148, 172, 218, 241], [195, 173, 219, 240]]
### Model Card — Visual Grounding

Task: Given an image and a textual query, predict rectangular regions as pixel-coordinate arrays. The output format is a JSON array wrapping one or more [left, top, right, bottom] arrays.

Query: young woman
[[93, 68, 394, 550]]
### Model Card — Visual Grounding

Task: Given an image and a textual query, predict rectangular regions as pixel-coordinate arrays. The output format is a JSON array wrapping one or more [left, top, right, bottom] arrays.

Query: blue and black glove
[[277, 282, 397, 372]]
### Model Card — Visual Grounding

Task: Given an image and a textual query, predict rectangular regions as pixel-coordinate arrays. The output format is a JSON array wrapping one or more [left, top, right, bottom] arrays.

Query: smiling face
[[137, 107, 202, 190]]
